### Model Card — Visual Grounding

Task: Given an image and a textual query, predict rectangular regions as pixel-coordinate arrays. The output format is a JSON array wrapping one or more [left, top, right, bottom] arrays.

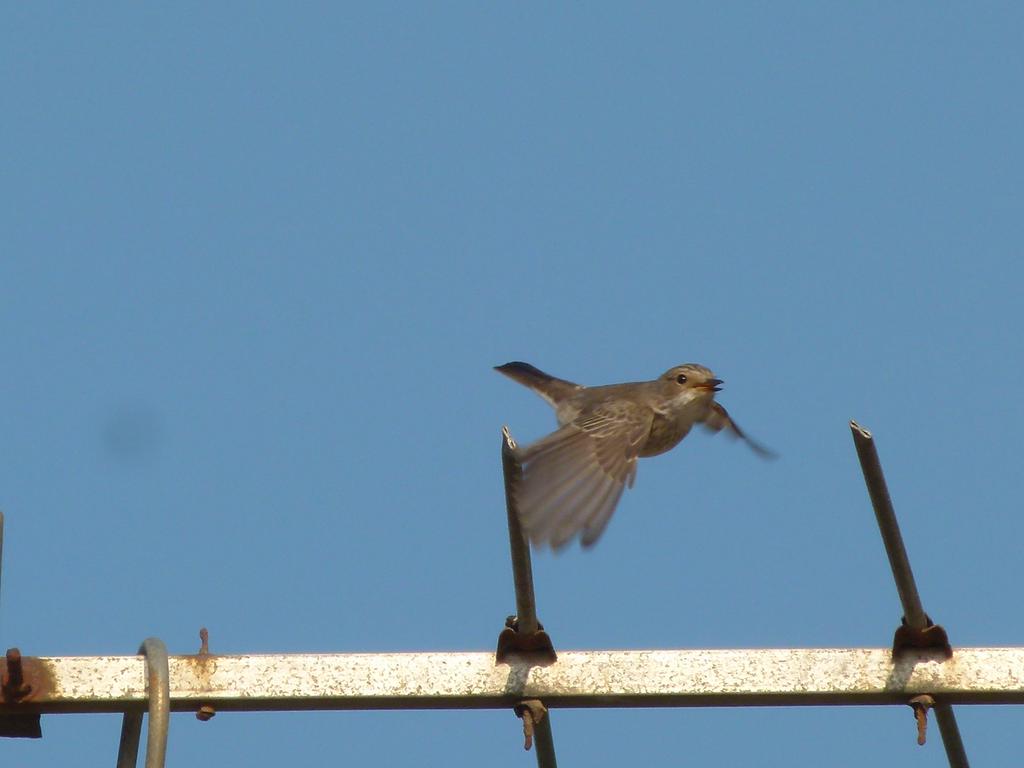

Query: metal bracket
[[893, 615, 953, 660], [0, 647, 41, 738], [496, 615, 557, 664]]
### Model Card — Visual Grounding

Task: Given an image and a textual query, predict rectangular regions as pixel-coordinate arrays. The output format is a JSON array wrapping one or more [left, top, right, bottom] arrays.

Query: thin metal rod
[[850, 421, 969, 767], [115, 638, 170, 768], [501, 429, 556, 767], [501, 427, 539, 634], [5, 648, 1024, 713], [849, 421, 927, 628], [115, 710, 142, 768], [933, 702, 969, 768], [532, 712, 557, 768]]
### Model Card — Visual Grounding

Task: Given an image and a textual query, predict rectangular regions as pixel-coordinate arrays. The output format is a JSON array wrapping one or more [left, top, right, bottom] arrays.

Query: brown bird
[[496, 361, 772, 549]]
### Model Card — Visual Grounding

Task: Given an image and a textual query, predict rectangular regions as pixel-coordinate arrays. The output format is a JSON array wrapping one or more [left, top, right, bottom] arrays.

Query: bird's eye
[[676, 373, 687, 384]]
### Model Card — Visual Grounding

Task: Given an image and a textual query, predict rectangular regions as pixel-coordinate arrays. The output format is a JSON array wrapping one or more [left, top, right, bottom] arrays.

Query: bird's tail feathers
[[494, 361, 581, 406]]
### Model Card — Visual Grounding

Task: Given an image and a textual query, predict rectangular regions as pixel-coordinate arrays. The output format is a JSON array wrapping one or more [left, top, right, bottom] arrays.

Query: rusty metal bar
[[850, 421, 968, 768], [115, 638, 170, 768], [849, 422, 927, 628], [501, 427, 539, 636], [2, 648, 1024, 713]]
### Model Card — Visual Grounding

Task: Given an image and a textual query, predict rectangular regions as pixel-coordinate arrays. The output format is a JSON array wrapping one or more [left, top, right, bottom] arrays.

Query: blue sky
[[2, 3, 1022, 765]]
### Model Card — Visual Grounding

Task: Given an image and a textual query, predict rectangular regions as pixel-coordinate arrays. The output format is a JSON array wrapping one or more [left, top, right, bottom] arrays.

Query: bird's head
[[660, 363, 722, 400]]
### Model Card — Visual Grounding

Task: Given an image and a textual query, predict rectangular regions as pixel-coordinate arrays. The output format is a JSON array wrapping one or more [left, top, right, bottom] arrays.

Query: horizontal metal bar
[[2, 648, 1023, 714]]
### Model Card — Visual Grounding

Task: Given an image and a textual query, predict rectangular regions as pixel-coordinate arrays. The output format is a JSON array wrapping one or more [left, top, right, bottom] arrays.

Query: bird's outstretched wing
[[702, 402, 776, 458], [515, 400, 653, 549]]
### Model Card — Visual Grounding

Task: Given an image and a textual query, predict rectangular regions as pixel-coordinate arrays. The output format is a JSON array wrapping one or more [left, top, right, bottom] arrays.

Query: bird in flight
[[495, 361, 773, 550]]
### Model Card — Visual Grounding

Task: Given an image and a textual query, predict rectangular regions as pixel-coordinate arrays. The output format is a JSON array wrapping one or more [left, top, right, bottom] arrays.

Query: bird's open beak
[[701, 379, 724, 392]]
